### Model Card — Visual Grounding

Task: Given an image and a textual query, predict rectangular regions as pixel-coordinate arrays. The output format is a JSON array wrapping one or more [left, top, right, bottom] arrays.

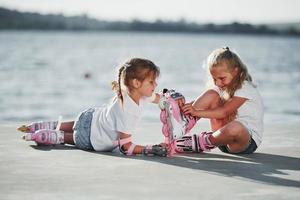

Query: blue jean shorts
[[218, 137, 257, 154], [73, 108, 95, 151]]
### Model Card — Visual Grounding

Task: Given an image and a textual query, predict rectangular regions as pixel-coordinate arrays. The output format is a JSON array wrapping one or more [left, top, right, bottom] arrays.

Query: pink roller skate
[[174, 132, 215, 153], [18, 116, 62, 133], [23, 129, 64, 145], [159, 89, 198, 156]]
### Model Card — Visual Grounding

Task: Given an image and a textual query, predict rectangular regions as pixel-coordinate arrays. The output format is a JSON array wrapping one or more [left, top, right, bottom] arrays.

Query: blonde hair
[[207, 47, 253, 99], [112, 58, 160, 104]]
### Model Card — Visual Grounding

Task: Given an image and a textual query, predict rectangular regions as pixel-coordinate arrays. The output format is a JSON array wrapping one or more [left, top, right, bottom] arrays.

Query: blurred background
[[0, 0, 299, 124]]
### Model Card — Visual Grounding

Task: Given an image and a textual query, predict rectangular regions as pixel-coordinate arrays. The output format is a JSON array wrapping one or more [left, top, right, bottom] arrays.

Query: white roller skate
[[23, 129, 64, 145], [18, 116, 62, 133], [159, 89, 198, 156], [174, 132, 215, 153]]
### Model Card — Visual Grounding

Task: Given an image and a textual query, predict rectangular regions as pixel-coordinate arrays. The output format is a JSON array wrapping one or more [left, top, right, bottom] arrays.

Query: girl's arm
[[119, 132, 168, 156], [182, 96, 247, 119], [119, 132, 144, 154]]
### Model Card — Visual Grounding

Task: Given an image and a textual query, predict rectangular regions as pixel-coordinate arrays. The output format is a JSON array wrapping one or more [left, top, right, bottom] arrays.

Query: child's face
[[210, 62, 238, 90], [138, 76, 158, 97]]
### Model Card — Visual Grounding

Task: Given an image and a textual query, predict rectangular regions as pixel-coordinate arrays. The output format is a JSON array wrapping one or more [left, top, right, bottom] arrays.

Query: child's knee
[[204, 90, 222, 109], [208, 90, 222, 108], [192, 89, 221, 110], [223, 121, 249, 140]]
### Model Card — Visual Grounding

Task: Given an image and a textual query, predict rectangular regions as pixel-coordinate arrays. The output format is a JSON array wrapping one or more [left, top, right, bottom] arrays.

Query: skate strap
[[199, 133, 209, 151], [126, 144, 136, 155], [119, 137, 132, 146], [199, 132, 214, 151]]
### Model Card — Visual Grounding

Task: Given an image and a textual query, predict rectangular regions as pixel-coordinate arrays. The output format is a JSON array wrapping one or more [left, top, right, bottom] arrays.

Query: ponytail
[[118, 66, 125, 104], [111, 66, 125, 104]]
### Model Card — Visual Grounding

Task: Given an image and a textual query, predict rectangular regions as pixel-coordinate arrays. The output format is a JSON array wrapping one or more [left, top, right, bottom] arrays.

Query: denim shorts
[[73, 108, 95, 151], [218, 137, 257, 154]]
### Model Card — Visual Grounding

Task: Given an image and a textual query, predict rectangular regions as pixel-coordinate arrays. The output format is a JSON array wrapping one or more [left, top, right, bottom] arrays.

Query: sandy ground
[[0, 120, 299, 200]]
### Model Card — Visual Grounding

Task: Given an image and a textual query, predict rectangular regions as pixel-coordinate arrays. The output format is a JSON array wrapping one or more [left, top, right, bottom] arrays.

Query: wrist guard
[[143, 145, 167, 157]]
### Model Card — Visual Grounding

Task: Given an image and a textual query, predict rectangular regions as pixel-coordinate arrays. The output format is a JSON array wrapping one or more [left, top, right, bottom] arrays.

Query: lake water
[[0, 31, 299, 124]]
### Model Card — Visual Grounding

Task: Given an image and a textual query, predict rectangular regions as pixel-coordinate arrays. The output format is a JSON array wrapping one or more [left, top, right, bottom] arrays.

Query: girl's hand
[[182, 102, 198, 116], [160, 143, 172, 155], [160, 142, 171, 150], [176, 97, 185, 108]]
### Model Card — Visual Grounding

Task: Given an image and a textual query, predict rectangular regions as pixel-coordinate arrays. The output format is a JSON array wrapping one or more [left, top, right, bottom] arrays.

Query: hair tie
[[123, 63, 131, 69], [111, 81, 119, 91], [224, 47, 230, 51], [111, 81, 122, 98]]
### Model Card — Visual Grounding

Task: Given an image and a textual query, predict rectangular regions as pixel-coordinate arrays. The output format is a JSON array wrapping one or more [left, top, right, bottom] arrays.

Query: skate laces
[[184, 114, 199, 133]]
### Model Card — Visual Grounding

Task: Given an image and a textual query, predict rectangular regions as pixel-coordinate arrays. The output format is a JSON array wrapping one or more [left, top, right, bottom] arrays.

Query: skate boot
[[18, 116, 62, 133], [159, 89, 198, 140], [159, 89, 199, 156], [174, 132, 215, 153], [23, 129, 64, 145]]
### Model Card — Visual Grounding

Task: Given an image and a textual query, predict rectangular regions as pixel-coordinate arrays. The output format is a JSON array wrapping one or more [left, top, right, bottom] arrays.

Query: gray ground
[[0, 121, 299, 200]]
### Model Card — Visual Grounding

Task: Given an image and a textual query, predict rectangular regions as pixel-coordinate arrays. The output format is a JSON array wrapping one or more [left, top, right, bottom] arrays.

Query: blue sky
[[1, 0, 299, 24]]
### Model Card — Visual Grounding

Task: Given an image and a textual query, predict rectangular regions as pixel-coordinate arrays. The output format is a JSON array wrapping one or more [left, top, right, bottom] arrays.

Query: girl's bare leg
[[59, 121, 75, 133], [192, 89, 225, 131], [64, 132, 75, 145], [59, 122, 75, 145], [192, 90, 250, 152], [210, 121, 251, 153]]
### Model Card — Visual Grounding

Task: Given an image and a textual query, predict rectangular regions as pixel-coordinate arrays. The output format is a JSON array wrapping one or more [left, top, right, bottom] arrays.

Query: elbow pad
[[117, 136, 136, 156]]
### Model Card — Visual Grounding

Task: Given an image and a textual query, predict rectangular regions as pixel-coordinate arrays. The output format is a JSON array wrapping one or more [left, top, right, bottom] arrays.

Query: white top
[[213, 81, 264, 146], [90, 92, 155, 151]]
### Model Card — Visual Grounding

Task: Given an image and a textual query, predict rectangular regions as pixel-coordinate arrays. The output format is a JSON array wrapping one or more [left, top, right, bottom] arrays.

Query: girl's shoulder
[[235, 81, 260, 99], [240, 80, 257, 90]]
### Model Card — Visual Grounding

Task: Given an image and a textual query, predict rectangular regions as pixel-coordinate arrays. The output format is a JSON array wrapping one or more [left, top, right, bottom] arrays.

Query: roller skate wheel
[[162, 124, 169, 137], [160, 111, 167, 124]]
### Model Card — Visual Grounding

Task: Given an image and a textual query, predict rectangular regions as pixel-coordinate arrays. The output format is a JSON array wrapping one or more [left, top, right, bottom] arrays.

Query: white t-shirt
[[213, 81, 264, 146], [90, 92, 155, 151]]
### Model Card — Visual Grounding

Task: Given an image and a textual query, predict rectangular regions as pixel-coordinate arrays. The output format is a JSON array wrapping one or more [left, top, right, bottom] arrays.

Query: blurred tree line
[[0, 7, 299, 36]]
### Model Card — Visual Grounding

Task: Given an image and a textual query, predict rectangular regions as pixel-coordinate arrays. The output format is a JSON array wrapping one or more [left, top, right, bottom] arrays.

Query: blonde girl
[[181, 47, 264, 154]]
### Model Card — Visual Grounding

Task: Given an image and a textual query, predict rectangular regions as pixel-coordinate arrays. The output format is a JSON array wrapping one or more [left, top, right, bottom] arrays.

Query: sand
[[0, 120, 299, 200]]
